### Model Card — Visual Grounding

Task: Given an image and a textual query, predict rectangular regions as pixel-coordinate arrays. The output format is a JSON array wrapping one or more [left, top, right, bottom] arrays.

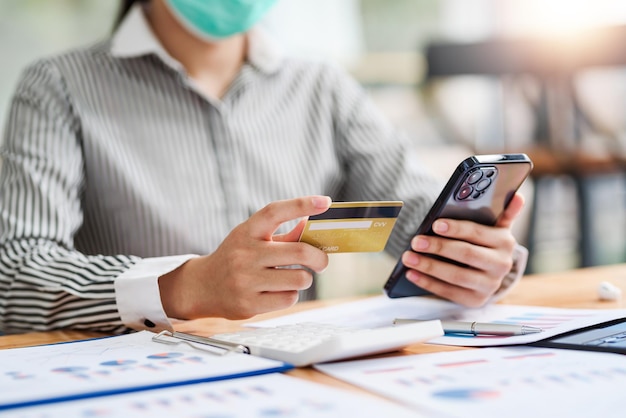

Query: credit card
[[299, 201, 404, 253]]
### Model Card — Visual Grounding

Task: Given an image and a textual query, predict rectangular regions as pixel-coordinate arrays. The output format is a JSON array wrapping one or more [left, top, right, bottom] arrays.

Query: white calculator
[[157, 321, 443, 367]]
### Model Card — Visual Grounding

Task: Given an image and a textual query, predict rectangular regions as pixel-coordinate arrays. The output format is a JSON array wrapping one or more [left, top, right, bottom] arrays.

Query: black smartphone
[[383, 153, 533, 298]]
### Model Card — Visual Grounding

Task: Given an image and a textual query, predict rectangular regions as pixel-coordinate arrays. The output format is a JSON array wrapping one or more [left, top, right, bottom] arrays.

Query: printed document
[[316, 346, 626, 418]]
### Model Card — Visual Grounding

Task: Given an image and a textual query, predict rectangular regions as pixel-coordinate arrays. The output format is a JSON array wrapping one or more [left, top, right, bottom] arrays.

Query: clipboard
[[531, 317, 626, 354]]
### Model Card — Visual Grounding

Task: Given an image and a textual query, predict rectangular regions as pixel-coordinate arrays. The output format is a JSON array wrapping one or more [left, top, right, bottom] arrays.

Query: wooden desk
[[2, 263, 626, 396]]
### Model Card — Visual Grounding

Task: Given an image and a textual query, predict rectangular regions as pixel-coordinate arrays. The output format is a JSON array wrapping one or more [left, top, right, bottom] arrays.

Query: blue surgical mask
[[165, 0, 278, 41]]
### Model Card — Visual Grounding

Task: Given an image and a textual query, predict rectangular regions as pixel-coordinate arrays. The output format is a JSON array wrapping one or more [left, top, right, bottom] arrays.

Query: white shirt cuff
[[114, 254, 198, 331]]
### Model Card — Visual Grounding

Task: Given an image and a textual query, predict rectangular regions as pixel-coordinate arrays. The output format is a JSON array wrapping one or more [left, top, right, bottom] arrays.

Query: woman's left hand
[[401, 193, 525, 307]]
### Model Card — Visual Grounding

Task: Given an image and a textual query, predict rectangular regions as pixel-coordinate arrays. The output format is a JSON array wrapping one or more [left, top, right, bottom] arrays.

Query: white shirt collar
[[110, 4, 284, 75]]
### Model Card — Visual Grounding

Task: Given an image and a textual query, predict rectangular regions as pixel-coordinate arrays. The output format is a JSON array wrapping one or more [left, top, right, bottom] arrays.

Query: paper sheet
[[316, 346, 626, 418], [0, 331, 288, 410], [0, 373, 424, 418], [427, 303, 626, 346], [250, 295, 626, 346], [251, 295, 463, 328]]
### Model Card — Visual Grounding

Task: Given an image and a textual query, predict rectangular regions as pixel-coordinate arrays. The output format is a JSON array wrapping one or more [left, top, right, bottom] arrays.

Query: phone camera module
[[456, 167, 497, 201]]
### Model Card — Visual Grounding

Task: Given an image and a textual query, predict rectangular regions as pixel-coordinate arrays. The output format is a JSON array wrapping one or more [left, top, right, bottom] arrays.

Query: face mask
[[165, 0, 278, 41]]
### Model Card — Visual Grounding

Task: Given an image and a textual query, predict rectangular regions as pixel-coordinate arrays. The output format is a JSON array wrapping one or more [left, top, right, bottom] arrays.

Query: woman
[[0, 0, 525, 334]]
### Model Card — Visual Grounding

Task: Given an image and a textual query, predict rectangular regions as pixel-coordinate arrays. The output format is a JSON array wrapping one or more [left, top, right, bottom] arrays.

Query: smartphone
[[383, 153, 533, 298]]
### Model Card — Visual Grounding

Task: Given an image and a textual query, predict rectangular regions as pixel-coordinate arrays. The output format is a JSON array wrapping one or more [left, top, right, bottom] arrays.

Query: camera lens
[[467, 171, 483, 184], [475, 178, 491, 191], [457, 185, 473, 200]]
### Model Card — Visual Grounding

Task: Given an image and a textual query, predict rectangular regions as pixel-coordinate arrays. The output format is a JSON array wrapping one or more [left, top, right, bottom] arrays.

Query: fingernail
[[406, 270, 422, 284], [413, 237, 429, 250], [402, 252, 420, 267], [312, 196, 332, 209], [433, 220, 448, 234]]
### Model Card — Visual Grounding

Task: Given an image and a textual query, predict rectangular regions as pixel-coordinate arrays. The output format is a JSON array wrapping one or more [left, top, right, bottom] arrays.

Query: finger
[[420, 219, 515, 254], [248, 196, 331, 240], [496, 192, 525, 228], [257, 267, 315, 292], [259, 241, 329, 273], [429, 192, 524, 247], [273, 218, 307, 243], [402, 250, 487, 292], [408, 235, 512, 274], [405, 269, 491, 308]]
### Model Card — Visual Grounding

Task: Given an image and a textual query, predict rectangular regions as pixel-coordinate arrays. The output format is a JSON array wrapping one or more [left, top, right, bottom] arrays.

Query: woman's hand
[[401, 193, 525, 307], [158, 196, 331, 320]]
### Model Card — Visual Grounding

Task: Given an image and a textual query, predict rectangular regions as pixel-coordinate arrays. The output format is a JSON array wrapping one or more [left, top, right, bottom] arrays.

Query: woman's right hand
[[158, 196, 331, 320]]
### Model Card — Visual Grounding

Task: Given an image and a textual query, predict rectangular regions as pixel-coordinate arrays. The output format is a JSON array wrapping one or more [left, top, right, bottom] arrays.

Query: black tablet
[[532, 317, 626, 355]]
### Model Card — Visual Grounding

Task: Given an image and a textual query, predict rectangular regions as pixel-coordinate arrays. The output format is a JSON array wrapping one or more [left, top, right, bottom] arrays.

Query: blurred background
[[1, 0, 626, 299]]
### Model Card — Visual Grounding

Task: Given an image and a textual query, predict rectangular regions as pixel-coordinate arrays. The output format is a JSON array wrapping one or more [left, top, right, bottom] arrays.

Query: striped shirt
[[0, 6, 439, 334]]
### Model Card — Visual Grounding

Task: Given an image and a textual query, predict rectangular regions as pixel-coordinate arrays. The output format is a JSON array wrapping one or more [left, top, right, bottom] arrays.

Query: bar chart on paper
[[492, 311, 594, 329], [316, 346, 626, 418], [0, 331, 290, 411], [0, 374, 421, 418]]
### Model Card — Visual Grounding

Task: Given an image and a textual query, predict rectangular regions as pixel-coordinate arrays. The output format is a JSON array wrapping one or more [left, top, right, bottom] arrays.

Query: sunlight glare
[[503, 0, 626, 37]]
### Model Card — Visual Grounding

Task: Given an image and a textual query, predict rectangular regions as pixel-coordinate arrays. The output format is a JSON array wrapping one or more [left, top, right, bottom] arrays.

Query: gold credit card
[[299, 201, 404, 253]]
